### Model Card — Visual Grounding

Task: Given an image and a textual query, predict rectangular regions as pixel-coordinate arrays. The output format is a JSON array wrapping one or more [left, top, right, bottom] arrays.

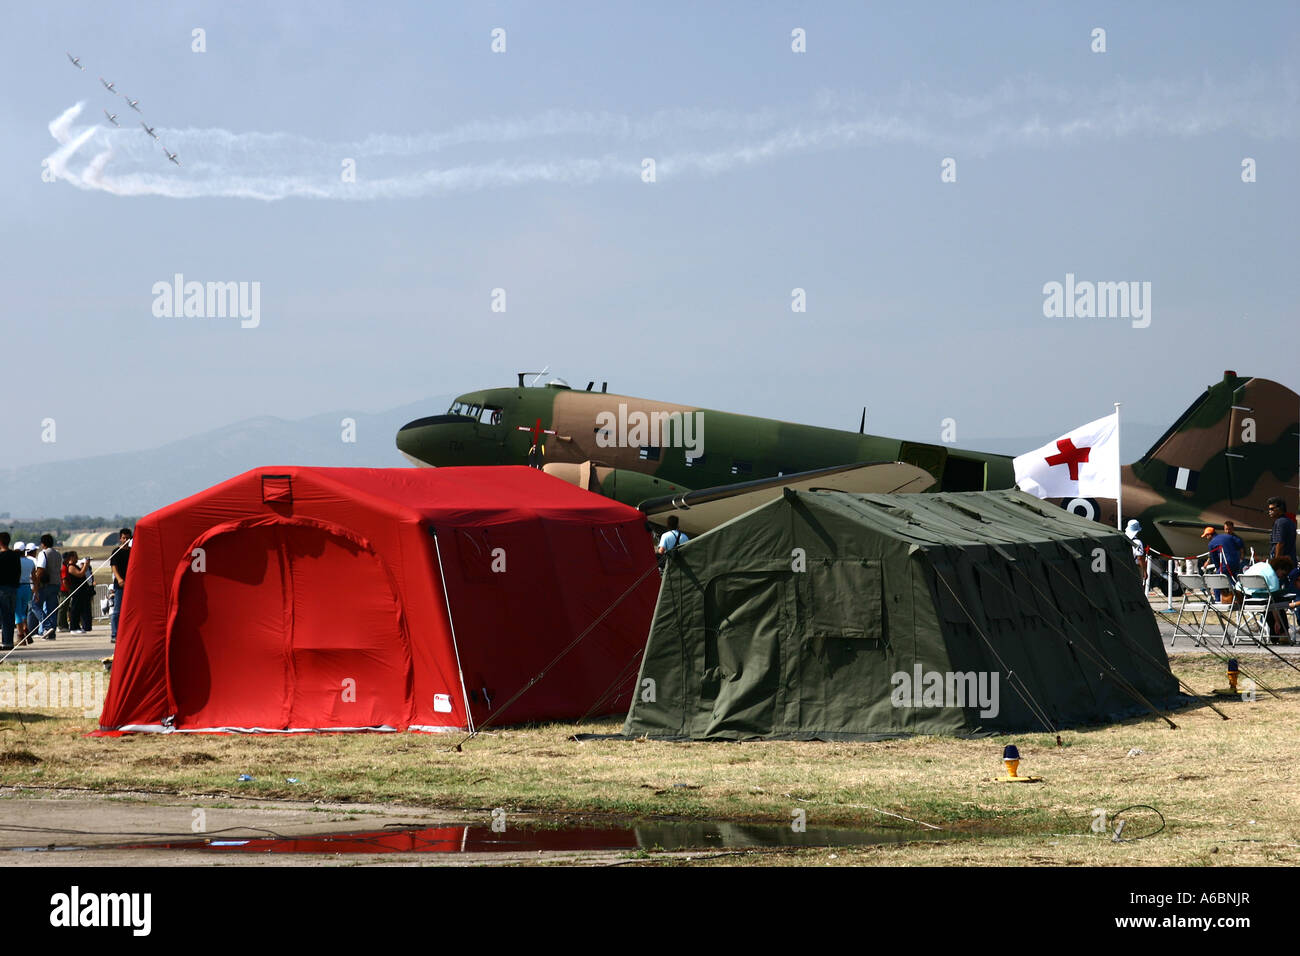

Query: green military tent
[[625, 488, 1185, 740]]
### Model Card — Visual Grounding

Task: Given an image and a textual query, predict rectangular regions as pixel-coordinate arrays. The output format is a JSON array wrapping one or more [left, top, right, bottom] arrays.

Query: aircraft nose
[[396, 414, 480, 466], [400, 414, 476, 430]]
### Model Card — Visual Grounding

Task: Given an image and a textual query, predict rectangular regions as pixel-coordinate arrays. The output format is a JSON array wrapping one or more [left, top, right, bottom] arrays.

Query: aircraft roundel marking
[[1061, 497, 1100, 521]]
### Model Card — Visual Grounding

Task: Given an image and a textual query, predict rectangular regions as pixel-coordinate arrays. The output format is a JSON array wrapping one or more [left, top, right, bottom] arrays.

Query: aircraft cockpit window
[[449, 401, 472, 417], [479, 406, 503, 425]]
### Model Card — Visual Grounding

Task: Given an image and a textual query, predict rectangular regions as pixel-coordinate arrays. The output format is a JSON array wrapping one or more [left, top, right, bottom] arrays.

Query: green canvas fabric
[[625, 488, 1184, 740]]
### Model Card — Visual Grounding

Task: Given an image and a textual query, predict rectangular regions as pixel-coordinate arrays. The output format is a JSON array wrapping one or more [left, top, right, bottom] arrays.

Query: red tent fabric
[[97, 466, 658, 734]]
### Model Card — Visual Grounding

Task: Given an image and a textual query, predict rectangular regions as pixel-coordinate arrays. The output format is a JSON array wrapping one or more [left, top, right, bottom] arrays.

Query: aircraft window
[[685, 453, 706, 468], [639, 447, 661, 462], [479, 406, 503, 426], [731, 459, 753, 476]]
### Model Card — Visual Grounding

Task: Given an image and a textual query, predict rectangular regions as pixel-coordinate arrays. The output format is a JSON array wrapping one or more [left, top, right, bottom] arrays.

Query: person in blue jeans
[[13, 543, 36, 644], [32, 534, 62, 639], [109, 528, 131, 643], [1278, 558, 1300, 639]]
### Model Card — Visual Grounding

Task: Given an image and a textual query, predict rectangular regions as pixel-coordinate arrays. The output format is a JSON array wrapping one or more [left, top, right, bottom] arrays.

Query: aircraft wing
[[1149, 517, 1276, 558], [637, 461, 936, 536]]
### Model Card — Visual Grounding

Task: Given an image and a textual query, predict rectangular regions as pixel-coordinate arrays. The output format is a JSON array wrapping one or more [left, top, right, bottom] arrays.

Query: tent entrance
[[696, 572, 790, 737], [167, 521, 414, 730]]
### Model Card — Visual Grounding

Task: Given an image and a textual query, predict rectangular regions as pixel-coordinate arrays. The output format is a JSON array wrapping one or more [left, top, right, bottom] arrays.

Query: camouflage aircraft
[[1095, 371, 1298, 558], [396, 370, 1298, 557]]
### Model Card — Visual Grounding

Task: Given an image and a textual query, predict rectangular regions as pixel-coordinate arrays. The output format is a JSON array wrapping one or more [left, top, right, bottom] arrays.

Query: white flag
[[1014, 413, 1120, 499]]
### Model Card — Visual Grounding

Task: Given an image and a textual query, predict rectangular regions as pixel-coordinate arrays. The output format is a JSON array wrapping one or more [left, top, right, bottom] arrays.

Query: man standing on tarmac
[[65, 553, 92, 633], [33, 534, 62, 640], [110, 528, 131, 644], [1267, 498, 1297, 563]]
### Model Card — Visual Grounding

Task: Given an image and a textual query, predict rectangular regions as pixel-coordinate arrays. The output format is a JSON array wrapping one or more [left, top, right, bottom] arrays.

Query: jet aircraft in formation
[[62, 54, 179, 168], [397, 370, 1298, 556]]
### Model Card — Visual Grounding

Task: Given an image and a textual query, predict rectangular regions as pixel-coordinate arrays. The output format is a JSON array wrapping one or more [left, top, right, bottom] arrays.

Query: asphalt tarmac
[[3, 603, 1297, 663], [1, 618, 116, 663]]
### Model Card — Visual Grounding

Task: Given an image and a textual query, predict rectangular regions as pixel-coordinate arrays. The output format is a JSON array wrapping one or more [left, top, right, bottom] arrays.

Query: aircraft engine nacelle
[[542, 461, 687, 508], [541, 461, 599, 492]]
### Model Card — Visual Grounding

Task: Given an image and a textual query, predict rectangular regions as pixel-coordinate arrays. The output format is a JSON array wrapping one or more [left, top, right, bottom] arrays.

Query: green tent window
[[807, 559, 884, 641]]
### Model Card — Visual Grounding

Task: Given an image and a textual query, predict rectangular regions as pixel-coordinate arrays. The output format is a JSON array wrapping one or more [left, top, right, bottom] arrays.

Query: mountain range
[[0, 396, 452, 519], [0, 398, 1164, 519]]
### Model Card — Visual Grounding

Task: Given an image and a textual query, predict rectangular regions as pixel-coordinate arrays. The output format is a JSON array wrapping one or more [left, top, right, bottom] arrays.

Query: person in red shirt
[[58, 553, 73, 631]]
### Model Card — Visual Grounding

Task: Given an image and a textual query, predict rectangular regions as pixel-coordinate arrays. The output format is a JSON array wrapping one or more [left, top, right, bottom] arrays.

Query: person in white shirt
[[1124, 519, 1148, 584], [16, 544, 37, 644]]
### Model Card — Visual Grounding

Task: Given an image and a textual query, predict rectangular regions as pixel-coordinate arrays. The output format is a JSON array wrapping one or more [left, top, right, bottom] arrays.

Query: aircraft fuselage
[[397, 381, 1015, 504], [397, 372, 1299, 559]]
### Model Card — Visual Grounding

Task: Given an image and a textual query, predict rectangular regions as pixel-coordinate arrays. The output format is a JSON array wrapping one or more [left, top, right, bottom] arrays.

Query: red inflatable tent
[[97, 466, 658, 734]]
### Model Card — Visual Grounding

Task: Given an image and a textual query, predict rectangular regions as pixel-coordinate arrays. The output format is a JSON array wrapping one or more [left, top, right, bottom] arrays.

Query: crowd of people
[[1197, 496, 1298, 643], [0, 529, 131, 651]]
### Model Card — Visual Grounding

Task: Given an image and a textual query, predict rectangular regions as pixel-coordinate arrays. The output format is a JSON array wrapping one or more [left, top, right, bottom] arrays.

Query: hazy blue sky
[[4, 1, 1296, 466]]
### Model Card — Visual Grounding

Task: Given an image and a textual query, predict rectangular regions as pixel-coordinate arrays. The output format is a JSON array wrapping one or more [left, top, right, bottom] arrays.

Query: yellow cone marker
[[1212, 658, 1239, 697], [996, 744, 1042, 783]]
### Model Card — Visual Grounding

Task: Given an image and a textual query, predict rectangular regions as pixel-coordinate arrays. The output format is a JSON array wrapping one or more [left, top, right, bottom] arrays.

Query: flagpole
[[1114, 402, 1123, 530]]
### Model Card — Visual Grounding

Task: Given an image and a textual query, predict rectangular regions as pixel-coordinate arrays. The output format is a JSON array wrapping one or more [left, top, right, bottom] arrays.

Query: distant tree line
[[2, 516, 140, 545]]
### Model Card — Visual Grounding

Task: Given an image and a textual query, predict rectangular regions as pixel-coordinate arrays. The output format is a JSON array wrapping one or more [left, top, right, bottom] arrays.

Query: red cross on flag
[[1013, 412, 1120, 499]]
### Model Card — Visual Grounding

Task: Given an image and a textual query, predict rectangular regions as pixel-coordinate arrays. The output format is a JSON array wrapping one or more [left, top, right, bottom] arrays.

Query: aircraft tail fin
[[1130, 371, 1299, 520]]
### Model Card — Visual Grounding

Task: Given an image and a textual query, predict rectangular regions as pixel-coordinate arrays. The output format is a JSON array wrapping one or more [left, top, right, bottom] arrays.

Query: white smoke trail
[[43, 73, 1298, 201]]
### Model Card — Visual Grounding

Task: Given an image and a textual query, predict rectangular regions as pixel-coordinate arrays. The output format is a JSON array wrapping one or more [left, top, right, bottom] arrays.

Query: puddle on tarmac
[[17, 821, 949, 855]]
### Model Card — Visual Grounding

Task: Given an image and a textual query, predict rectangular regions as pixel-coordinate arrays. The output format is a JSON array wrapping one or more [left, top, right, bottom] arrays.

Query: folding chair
[[1200, 573, 1235, 645], [1171, 573, 1212, 647], [1232, 574, 1275, 646]]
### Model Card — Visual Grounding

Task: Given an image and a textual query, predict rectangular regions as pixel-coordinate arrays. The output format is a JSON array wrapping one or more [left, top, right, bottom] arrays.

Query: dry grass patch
[[1, 655, 1298, 866]]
